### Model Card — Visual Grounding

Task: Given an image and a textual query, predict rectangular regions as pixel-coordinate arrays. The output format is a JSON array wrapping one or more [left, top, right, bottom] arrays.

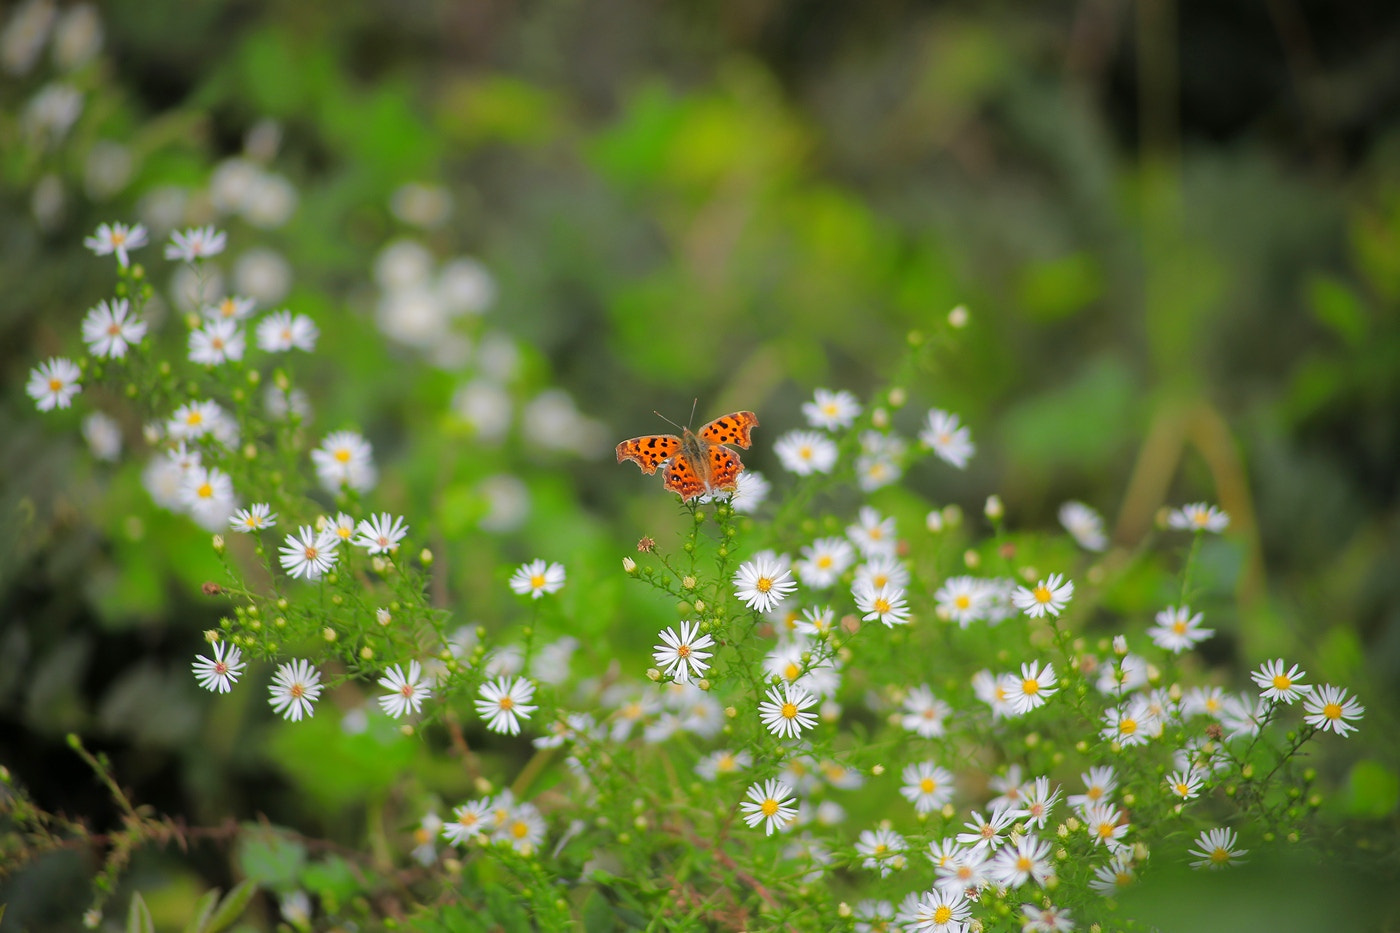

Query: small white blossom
[[379, 661, 431, 718], [919, 408, 975, 468], [26, 357, 81, 411]]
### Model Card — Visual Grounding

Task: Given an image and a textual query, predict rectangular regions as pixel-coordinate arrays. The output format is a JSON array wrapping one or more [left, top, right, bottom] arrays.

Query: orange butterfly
[[616, 411, 760, 501]]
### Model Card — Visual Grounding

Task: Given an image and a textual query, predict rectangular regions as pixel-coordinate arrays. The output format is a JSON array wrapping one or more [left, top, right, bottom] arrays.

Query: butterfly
[[616, 411, 760, 501]]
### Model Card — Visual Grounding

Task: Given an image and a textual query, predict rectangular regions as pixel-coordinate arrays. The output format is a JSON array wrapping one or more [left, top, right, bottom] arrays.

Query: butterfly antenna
[[688, 397, 699, 428], [652, 410, 684, 431]]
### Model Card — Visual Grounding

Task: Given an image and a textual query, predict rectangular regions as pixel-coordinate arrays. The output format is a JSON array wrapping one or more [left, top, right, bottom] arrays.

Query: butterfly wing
[[663, 454, 708, 500], [616, 435, 682, 475], [698, 411, 759, 449], [705, 443, 744, 493]]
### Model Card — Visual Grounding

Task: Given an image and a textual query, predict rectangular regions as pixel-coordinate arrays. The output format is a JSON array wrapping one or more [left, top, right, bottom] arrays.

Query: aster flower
[[773, 429, 838, 475], [934, 575, 987, 627], [906, 888, 970, 932], [81, 298, 147, 359], [1089, 851, 1137, 896], [26, 357, 81, 411], [1083, 802, 1129, 847], [475, 676, 537, 734], [853, 900, 895, 933], [738, 779, 797, 836], [695, 749, 753, 780], [733, 554, 796, 613], [82, 412, 122, 461], [935, 846, 989, 893], [847, 506, 897, 559], [327, 511, 357, 544], [853, 581, 911, 627], [268, 660, 322, 721], [727, 469, 770, 513], [900, 761, 955, 814], [1182, 685, 1227, 719], [442, 799, 492, 845], [1165, 768, 1205, 801], [1012, 660, 1057, 714], [1219, 692, 1272, 739], [256, 310, 319, 352], [989, 833, 1054, 889], [802, 388, 861, 430], [84, 221, 148, 267], [794, 536, 856, 589], [972, 668, 1019, 719], [918, 408, 975, 468], [900, 685, 952, 738], [956, 807, 1016, 853], [653, 620, 714, 684], [1167, 502, 1229, 533], [758, 682, 819, 739], [1021, 904, 1075, 933], [495, 801, 546, 853], [855, 827, 907, 877], [1148, 605, 1215, 653], [1302, 684, 1364, 737], [278, 525, 339, 580], [205, 295, 256, 322], [379, 661, 431, 718], [165, 225, 227, 261], [1101, 699, 1154, 747], [179, 464, 237, 528], [1014, 776, 1061, 829], [1250, 658, 1312, 703], [1058, 500, 1108, 551], [166, 399, 227, 441], [1012, 573, 1074, 619], [229, 504, 276, 533], [192, 641, 244, 693], [854, 553, 909, 591], [188, 319, 245, 365], [509, 559, 566, 598], [988, 765, 1029, 811], [1067, 767, 1118, 812], [354, 513, 409, 554], [796, 605, 836, 638], [1189, 827, 1247, 869], [311, 430, 377, 493]]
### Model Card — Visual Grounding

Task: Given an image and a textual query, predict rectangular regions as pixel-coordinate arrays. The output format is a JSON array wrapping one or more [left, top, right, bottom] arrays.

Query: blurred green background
[[3, 0, 1400, 927]]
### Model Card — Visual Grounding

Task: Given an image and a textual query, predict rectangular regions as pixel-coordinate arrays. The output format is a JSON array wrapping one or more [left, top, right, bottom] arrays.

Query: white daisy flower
[[899, 761, 955, 814], [1014, 776, 1061, 829], [311, 430, 377, 493], [738, 779, 797, 836], [957, 806, 1016, 853], [166, 399, 227, 441], [1101, 699, 1154, 747], [229, 503, 277, 533], [165, 225, 227, 261], [773, 429, 838, 475], [192, 641, 244, 693], [758, 682, 818, 739], [179, 464, 237, 528], [653, 620, 715, 685], [847, 506, 897, 559], [204, 295, 256, 322], [1067, 766, 1117, 813], [1302, 684, 1365, 736], [971, 668, 1019, 719], [1188, 827, 1246, 869], [1011, 572, 1074, 619], [900, 685, 951, 737], [84, 221, 148, 267], [854, 553, 910, 591], [795, 605, 836, 638], [906, 887, 970, 932], [918, 408, 975, 468], [379, 660, 431, 718], [794, 536, 856, 589], [934, 846, 990, 893], [26, 357, 81, 411], [81, 298, 147, 359], [855, 827, 908, 877], [1083, 802, 1129, 847], [1165, 768, 1205, 800], [354, 513, 409, 554], [988, 833, 1053, 888], [495, 801, 546, 853], [1058, 500, 1108, 551], [256, 310, 319, 352], [1250, 658, 1312, 703], [727, 469, 770, 513], [1089, 851, 1137, 895], [1148, 605, 1214, 653], [81, 411, 122, 461], [188, 318, 245, 365], [934, 575, 987, 627], [442, 799, 492, 845], [278, 524, 340, 580], [268, 660, 322, 721], [802, 388, 861, 430], [695, 749, 752, 780], [1167, 502, 1229, 533], [509, 559, 566, 598], [853, 580, 910, 627], [1020, 903, 1075, 932], [733, 553, 796, 613], [474, 676, 537, 734], [1012, 660, 1058, 714]]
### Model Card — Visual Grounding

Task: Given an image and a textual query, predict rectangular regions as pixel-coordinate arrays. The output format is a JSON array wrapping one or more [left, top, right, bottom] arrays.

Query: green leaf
[[204, 880, 258, 933], [1308, 274, 1367, 346], [126, 893, 154, 933], [181, 889, 219, 933]]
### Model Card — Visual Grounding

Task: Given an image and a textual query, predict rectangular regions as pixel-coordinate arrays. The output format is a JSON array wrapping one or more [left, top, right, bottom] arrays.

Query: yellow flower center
[[186, 411, 203, 425], [1034, 585, 1052, 604], [1022, 679, 1040, 696], [289, 683, 305, 699], [111, 230, 126, 245], [799, 445, 813, 458], [49, 377, 63, 391], [1323, 702, 1342, 720], [781, 702, 798, 719], [761, 798, 779, 817], [196, 482, 213, 499], [1272, 674, 1292, 691], [499, 696, 513, 711], [920, 778, 936, 793], [677, 645, 691, 659], [302, 545, 319, 560], [934, 906, 952, 924], [817, 555, 833, 569], [334, 448, 351, 463], [783, 662, 800, 681], [1210, 847, 1229, 864], [107, 322, 122, 336], [1119, 717, 1138, 735], [757, 577, 772, 593], [1172, 620, 1188, 634], [955, 595, 970, 609], [511, 820, 529, 839], [530, 574, 545, 588], [874, 597, 890, 614]]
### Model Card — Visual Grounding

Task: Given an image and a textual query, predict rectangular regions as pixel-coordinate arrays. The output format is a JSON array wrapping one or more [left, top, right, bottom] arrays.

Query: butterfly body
[[616, 411, 759, 500]]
